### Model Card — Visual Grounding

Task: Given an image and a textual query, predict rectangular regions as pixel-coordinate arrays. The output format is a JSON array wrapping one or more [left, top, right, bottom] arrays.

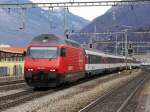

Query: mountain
[[0, 0, 89, 47], [83, 4, 150, 32], [71, 4, 150, 54]]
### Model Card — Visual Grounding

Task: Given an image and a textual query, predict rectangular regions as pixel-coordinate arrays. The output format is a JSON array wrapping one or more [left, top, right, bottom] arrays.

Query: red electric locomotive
[[24, 34, 86, 88]]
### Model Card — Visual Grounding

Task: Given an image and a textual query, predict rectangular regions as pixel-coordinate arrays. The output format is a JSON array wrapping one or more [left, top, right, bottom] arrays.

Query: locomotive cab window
[[27, 46, 58, 59], [60, 48, 66, 57]]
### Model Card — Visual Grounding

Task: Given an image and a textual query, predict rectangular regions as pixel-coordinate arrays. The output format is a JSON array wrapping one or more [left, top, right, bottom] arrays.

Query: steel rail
[[79, 71, 148, 112], [30, 71, 132, 112], [0, 70, 139, 111], [0, 89, 33, 102], [116, 75, 147, 112], [0, 80, 24, 86], [0, 89, 54, 111], [0, 82, 27, 91]]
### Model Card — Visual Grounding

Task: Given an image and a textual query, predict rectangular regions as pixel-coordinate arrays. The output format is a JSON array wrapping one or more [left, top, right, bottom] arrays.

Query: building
[[0, 47, 25, 62], [0, 47, 26, 76]]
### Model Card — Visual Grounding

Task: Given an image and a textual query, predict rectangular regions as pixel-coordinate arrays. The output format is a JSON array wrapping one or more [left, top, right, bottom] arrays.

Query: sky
[[30, 0, 112, 21]]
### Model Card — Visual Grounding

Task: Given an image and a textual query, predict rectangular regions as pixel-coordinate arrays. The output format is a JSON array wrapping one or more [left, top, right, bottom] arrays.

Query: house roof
[[0, 47, 26, 54]]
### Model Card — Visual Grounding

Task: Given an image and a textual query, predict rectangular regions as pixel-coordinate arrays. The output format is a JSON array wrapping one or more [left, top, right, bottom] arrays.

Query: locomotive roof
[[31, 34, 81, 47], [31, 34, 62, 44]]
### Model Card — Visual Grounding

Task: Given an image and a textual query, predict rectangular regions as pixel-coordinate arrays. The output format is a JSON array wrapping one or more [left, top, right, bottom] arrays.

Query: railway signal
[[89, 43, 93, 48], [128, 43, 133, 56]]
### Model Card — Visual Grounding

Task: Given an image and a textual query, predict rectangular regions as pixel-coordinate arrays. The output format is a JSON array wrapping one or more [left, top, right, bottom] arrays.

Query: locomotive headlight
[[50, 69, 56, 72], [27, 68, 33, 71]]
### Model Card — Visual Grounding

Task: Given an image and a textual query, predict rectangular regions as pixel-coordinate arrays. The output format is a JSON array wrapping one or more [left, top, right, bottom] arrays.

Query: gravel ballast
[[4, 69, 141, 112]]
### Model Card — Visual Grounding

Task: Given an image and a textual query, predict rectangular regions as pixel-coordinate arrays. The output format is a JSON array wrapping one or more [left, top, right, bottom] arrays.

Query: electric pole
[[125, 29, 128, 71]]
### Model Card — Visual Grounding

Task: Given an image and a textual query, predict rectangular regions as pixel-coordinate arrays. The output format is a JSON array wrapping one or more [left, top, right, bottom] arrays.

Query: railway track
[[79, 70, 149, 112], [29, 70, 138, 112], [0, 70, 129, 111], [0, 80, 24, 86], [0, 71, 118, 91], [0, 82, 28, 91], [0, 88, 56, 111]]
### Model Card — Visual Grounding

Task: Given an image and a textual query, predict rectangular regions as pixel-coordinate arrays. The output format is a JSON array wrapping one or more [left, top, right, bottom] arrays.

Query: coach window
[[92, 55, 97, 64], [120, 59, 123, 63], [110, 58, 113, 63], [98, 56, 101, 64], [88, 54, 94, 64], [119, 59, 122, 63], [97, 56, 101, 64], [107, 58, 111, 63], [111, 58, 115, 63], [88, 54, 91, 64], [102, 57, 106, 63]]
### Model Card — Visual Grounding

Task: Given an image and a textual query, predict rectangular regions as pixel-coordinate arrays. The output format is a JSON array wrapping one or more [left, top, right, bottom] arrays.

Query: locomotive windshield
[[27, 46, 58, 59]]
